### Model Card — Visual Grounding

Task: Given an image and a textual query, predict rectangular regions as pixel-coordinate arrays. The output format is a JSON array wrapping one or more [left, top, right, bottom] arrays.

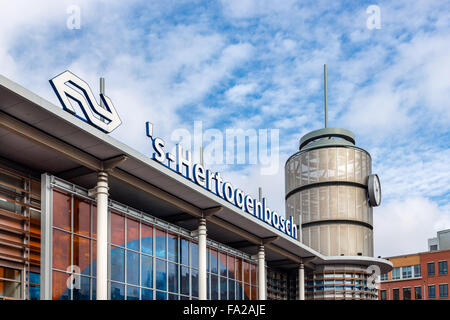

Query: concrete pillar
[[198, 218, 207, 300], [96, 171, 109, 300], [298, 263, 305, 300], [258, 245, 266, 300]]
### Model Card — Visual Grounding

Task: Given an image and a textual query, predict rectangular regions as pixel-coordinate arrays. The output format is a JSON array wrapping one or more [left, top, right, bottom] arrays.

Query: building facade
[[0, 72, 391, 300], [379, 249, 450, 300]]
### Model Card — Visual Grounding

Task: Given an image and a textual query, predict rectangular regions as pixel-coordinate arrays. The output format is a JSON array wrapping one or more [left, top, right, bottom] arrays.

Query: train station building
[[0, 71, 391, 300]]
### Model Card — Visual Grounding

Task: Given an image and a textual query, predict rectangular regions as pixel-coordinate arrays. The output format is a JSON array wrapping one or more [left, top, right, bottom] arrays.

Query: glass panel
[[168, 262, 178, 293], [52, 271, 70, 300], [0, 279, 21, 299], [73, 276, 90, 300], [191, 242, 199, 269], [244, 283, 250, 300], [236, 282, 242, 300], [127, 285, 139, 300], [73, 197, 90, 237], [127, 218, 139, 251], [110, 246, 125, 282], [243, 261, 250, 284], [141, 254, 153, 288], [191, 269, 199, 297], [155, 259, 167, 291], [92, 205, 97, 239], [181, 238, 189, 266], [169, 294, 178, 300], [141, 288, 153, 300], [250, 263, 257, 286], [92, 240, 96, 277], [53, 190, 71, 231], [168, 232, 178, 263], [155, 228, 166, 259], [211, 274, 218, 300], [73, 235, 90, 276], [181, 266, 189, 295], [219, 253, 227, 277], [228, 279, 235, 300], [210, 248, 218, 274], [228, 255, 235, 279], [236, 258, 242, 282], [127, 250, 139, 285], [220, 277, 227, 300], [110, 212, 125, 246], [156, 291, 166, 300], [141, 223, 153, 256], [52, 229, 71, 271], [251, 285, 258, 300], [111, 282, 125, 300]]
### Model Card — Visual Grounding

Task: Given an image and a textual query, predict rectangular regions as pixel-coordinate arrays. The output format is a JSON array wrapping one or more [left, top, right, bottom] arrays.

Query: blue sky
[[1, 0, 449, 257]]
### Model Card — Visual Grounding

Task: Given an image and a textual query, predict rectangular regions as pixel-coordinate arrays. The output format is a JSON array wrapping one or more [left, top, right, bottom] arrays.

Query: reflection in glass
[[53, 190, 71, 231], [141, 223, 153, 256], [110, 212, 125, 246], [181, 238, 189, 266], [181, 266, 189, 295], [73, 197, 90, 236], [111, 282, 125, 300], [211, 274, 218, 300], [127, 250, 139, 285], [220, 277, 227, 300], [168, 262, 178, 293], [111, 247, 125, 282], [191, 243, 199, 269], [141, 288, 153, 300], [155, 229, 166, 259], [73, 276, 90, 300], [127, 218, 139, 251], [156, 259, 167, 291], [127, 285, 139, 300], [191, 269, 199, 297], [141, 254, 153, 288], [168, 233, 178, 262]]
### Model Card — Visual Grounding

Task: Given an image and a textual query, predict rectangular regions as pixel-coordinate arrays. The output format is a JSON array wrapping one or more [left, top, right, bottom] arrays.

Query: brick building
[[379, 249, 450, 300]]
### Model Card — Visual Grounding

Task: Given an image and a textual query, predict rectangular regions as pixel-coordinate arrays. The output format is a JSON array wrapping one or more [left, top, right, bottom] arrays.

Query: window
[[428, 285, 436, 299], [438, 261, 447, 275], [413, 265, 421, 277], [392, 268, 401, 280], [439, 284, 448, 298], [380, 290, 387, 300], [428, 263, 435, 276], [393, 288, 399, 300], [0, 267, 21, 299], [402, 266, 412, 279], [403, 287, 411, 300], [380, 273, 388, 281], [414, 286, 422, 300]]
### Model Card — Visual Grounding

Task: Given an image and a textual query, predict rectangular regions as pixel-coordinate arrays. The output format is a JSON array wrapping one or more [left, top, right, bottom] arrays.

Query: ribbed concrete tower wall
[[285, 132, 374, 257]]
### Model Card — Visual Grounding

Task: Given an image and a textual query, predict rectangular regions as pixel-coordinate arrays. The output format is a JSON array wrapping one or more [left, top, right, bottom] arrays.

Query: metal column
[[298, 263, 305, 300], [258, 245, 266, 300], [198, 218, 207, 300], [95, 171, 109, 300]]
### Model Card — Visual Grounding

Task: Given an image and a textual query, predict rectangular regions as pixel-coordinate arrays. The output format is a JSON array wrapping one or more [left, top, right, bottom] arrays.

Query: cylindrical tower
[[285, 128, 374, 257]]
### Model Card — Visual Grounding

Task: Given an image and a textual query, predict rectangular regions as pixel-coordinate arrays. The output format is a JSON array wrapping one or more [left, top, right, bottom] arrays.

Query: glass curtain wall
[[50, 184, 258, 300]]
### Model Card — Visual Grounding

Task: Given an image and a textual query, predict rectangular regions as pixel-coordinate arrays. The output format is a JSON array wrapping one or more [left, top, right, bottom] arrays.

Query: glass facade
[[49, 183, 258, 300], [285, 147, 374, 257], [305, 266, 378, 300], [0, 165, 41, 300]]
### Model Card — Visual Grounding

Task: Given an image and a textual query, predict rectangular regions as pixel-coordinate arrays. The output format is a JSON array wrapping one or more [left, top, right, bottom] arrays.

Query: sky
[[0, 0, 449, 257]]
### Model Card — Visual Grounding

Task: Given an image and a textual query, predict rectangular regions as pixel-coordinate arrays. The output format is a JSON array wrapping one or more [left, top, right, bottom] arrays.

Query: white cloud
[[374, 197, 450, 257]]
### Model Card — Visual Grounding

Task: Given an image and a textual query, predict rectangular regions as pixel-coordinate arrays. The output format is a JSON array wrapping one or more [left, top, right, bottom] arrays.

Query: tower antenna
[[324, 64, 328, 128]]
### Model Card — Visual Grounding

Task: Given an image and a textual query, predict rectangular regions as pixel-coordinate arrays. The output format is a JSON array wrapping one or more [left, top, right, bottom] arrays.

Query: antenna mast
[[324, 64, 328, 128]]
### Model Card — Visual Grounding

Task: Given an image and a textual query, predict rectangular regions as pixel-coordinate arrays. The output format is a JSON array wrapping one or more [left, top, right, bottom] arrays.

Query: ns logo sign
[[50, 71, 121, 133]]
